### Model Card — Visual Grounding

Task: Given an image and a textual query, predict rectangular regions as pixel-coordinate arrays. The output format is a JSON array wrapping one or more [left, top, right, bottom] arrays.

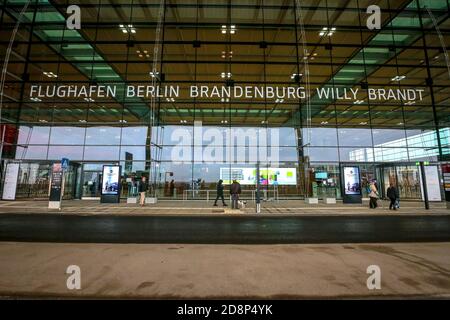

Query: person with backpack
[[368, 180, 378, 209], [230, 179, 242, 209], [387, 183, 400, 210], [213, 179, 227, 207]]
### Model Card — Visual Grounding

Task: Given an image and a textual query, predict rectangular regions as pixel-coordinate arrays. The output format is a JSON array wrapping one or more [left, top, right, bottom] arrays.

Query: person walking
[[368, 180, 378, 209], [230, 179, 241, 209], [169, 179, 175, 197], [138, 176, 148, 207], [213, 179, 227, 207], [387, 183, 399, 210]]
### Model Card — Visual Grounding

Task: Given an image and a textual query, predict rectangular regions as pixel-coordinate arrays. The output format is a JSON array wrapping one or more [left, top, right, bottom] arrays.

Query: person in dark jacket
[[138, 176, 149, 206], [386, 183, 399, 210], [169, 179, 175, 197], [213, 179, 227, 207], [230, 179, 242, 209]]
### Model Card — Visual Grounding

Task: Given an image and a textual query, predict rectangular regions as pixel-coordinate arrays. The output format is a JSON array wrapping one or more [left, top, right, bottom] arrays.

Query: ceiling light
[[354, 100, 364, 104], [405, 101, 415, 105], [43, 71, 57, 78], [79, 119, 87, 123], [149, 71, 160, 78], [302, 51, 317, 61], [221, 72, 232, 79], [221, 25, 237, 34], [166, 97, 175, 102], [119, 24, 136, 34], [180, 120, 187, 124], [398, 122, 404, 125], [119, 119, 127, 123], [221, 51, 233, 59], [221, 120, 228, 124], [359, 122, 368, 125], [261, 120, 268, 124], [84, 97, 95, 102], [391, 75, 406, 81], [137, 49, 150, 59], [321, 121, 328, 125], [319, 27, 336, 37], [221, 98, 230, 103], [30, 97, 42, 102], [275, 98, 284, 103]]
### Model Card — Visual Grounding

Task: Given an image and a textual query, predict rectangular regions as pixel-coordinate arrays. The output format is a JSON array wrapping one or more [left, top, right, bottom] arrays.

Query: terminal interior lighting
[[221, 51, 233, 59], [319, 27, 336, 36], [149, 71, 160, 78], [391, 75, 406, 81], [43, 71, 57, 78], [119, 24, 136, 34], [136, 50, 150, 58], [221, 72, 232, 79], [221, 25, 236, 34]]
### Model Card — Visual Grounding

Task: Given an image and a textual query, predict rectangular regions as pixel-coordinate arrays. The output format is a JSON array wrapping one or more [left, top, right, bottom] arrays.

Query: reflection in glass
[[85, 127, 121, 145]]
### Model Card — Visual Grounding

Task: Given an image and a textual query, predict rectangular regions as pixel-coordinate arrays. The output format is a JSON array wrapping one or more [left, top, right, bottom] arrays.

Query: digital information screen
[[220, 167, 297, 185], [101, 165, 120, 195], [343, 166, 361, 195]]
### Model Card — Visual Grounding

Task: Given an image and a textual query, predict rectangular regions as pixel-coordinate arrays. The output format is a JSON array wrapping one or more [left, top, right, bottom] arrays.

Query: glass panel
[[85, 127, 121, 145], [49, 127, 86, 145]]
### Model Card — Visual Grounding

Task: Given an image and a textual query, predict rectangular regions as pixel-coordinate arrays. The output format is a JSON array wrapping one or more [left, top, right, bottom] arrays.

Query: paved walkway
[[0, 242, 449, 298], [0, 199, 448, 216]]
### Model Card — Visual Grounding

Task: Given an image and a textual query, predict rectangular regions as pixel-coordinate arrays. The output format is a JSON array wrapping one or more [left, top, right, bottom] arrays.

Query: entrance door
[[379, 164, 422, 200], [396, 165, 421, 200], [62, 162, 80, 200], [81, 171, 101, 198], [15, 163, 50, 199]]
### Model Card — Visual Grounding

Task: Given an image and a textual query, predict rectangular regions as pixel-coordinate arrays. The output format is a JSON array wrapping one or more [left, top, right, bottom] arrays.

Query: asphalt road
[[1, 214, 450, 244]]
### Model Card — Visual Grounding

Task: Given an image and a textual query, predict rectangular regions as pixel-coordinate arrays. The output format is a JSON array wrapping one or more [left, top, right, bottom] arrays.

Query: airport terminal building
[[0, 0, 450, 202]]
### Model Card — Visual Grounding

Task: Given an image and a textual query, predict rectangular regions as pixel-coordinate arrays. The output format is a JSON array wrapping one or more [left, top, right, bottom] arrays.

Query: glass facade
[[0, 0, 449, 200]]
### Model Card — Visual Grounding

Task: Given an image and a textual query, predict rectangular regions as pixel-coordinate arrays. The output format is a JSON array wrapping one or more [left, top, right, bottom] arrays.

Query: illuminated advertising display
[[101, 165, 120, 195], [343, 167, 361, 195]]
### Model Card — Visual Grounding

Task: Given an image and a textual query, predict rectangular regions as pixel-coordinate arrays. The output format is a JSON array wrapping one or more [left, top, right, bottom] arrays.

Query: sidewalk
[[0, 199, 448, 216], [0, 242, 449, 299]]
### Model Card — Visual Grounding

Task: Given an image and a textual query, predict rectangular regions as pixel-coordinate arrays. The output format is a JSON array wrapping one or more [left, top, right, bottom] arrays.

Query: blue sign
[[61, 158, 70, 170]]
